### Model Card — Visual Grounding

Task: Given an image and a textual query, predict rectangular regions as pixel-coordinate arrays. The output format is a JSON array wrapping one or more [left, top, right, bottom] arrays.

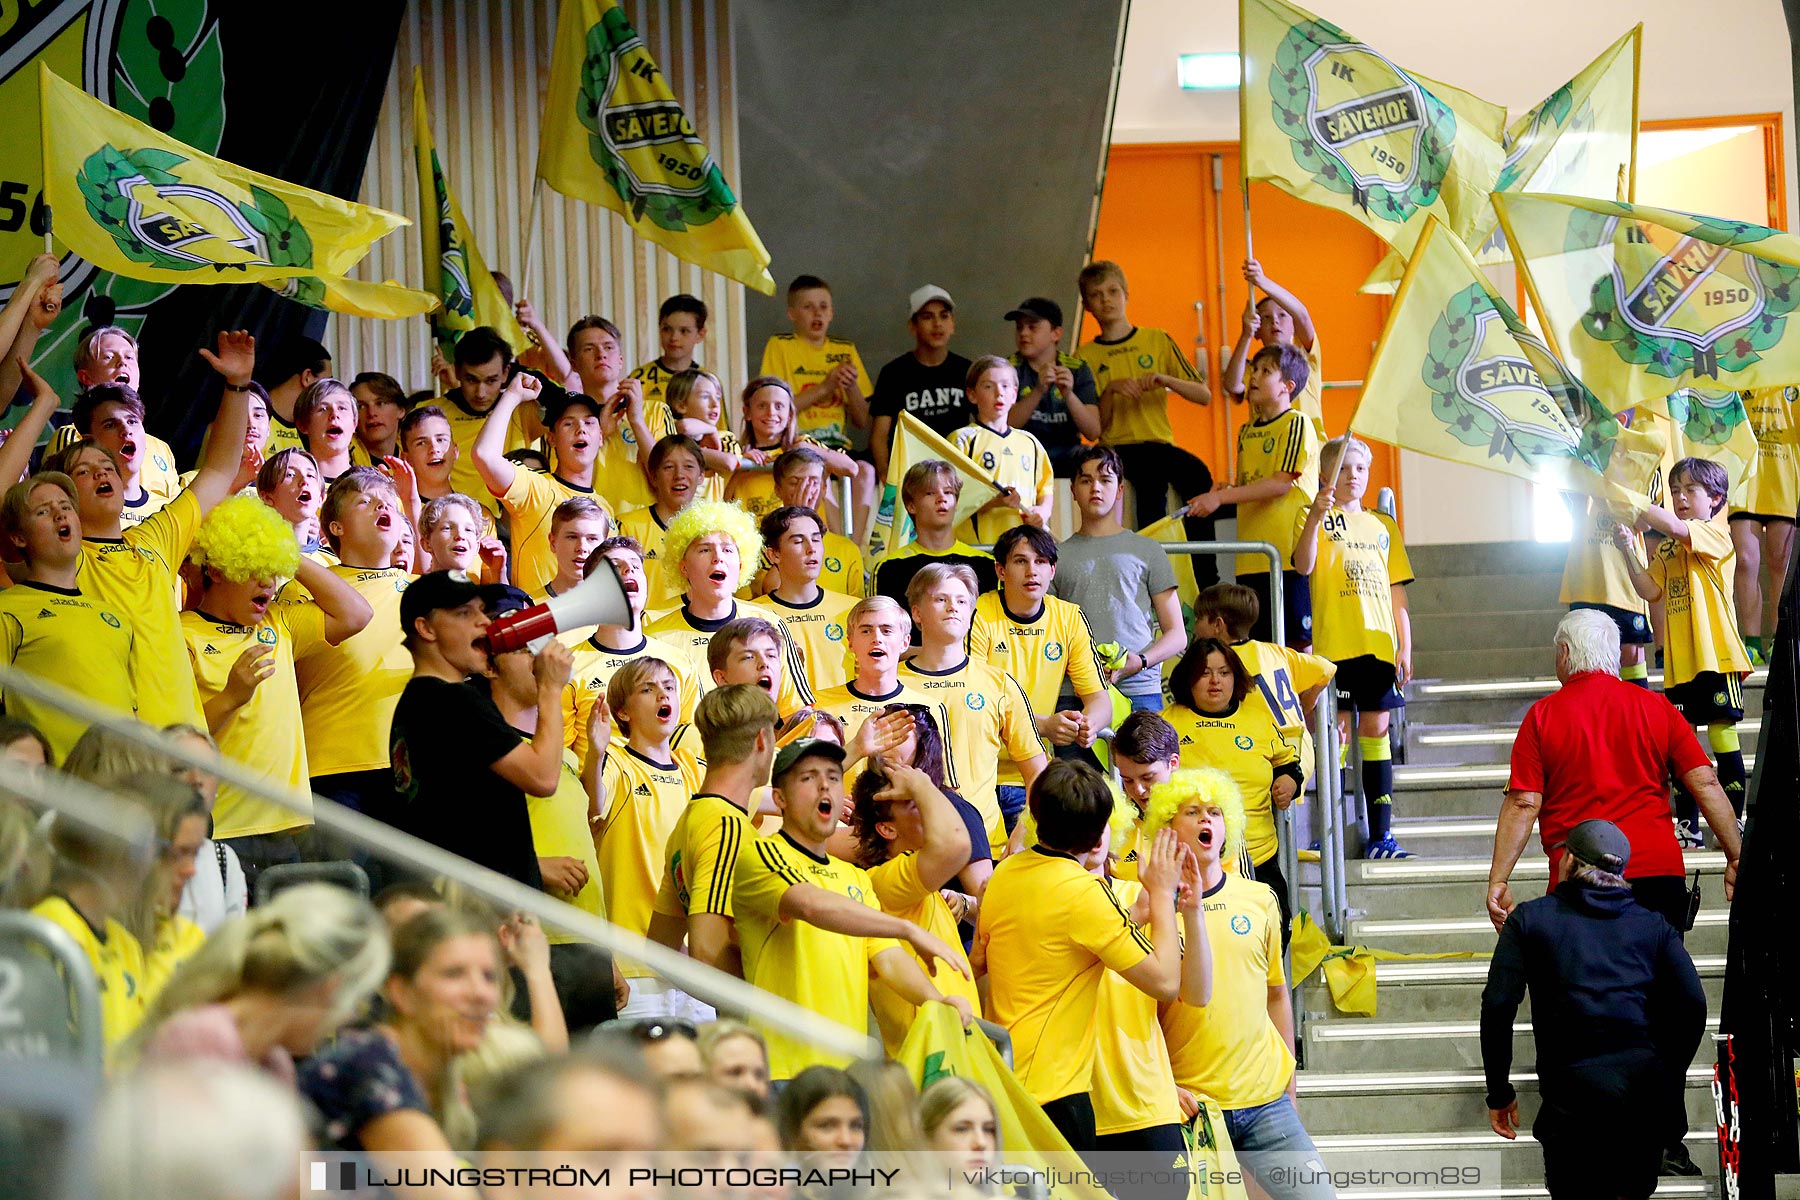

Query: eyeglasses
[[628, 1019, 697, 1043]]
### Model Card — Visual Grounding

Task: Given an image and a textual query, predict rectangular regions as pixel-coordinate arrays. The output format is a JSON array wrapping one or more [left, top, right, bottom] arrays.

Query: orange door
[[1085, 143, 1403, 518]]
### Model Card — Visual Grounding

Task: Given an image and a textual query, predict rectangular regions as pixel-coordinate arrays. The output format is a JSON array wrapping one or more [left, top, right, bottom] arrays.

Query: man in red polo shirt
[[1489, 608, 1740, 936]]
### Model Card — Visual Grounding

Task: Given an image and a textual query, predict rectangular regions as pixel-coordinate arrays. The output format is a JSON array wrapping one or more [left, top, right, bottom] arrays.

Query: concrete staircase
[[1291, 541, 1739, 1196]]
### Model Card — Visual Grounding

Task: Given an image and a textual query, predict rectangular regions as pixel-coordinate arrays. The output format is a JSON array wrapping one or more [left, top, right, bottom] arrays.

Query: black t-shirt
[[944, 789, 992, 866], [871, 351, 973, 439], [390, 676, 542, 890], [873, 551, 999, 645]]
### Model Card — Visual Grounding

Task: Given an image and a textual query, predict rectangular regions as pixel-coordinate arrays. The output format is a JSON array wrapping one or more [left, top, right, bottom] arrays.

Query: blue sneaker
[[1364, 837, 1410, 859]]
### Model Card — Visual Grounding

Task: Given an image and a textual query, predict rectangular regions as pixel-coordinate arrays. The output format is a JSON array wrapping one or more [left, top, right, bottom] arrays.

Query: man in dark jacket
[[1481, 819, 1706, 1199]]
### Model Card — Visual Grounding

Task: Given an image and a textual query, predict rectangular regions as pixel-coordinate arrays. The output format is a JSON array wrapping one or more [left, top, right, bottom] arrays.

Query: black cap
[[772, 737, 847, 783], [542, 388, 606, 427], [1004, 297, 1064, 328], [398, 570, 514, 633], [485, 585, 535, 619], [1557, 819, 1632, 874]]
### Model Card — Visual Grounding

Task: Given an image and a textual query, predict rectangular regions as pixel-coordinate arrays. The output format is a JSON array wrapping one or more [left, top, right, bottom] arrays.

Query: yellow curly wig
[[191, 495, 300, 583], [662, 499, 762, 591], [1142, 767, 1246, 861]]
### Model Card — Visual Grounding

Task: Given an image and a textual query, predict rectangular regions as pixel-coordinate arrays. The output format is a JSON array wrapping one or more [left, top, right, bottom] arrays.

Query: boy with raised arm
[[433, 326, 541, 511], [568, 315, 661, 514], [1224, 258, 1324, 434], [759, 506, 858, 696]]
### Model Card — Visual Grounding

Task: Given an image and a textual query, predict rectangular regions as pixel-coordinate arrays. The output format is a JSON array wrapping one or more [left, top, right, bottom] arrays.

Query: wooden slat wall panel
[[325, 0, 749, 418]]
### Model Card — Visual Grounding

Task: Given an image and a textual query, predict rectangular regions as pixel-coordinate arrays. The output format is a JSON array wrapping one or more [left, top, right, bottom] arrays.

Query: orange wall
[[1085, 144, 1402, 517]]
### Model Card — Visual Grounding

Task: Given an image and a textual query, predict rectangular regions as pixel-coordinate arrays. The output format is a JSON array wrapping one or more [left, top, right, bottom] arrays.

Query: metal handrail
[[0, 664, 879, 1064]]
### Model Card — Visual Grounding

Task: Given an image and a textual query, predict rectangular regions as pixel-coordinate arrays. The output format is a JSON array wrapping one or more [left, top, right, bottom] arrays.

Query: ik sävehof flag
[[39, 65, 435, 320], [1494, 191, 1800, 409], [866, 412, 1001, 565], [537, 0, 774, 294], [1351, 217, 1639, 508], [413, 69, 528, 351], [1643, 386, 1761, 510], [1362, 25, 1640, 293], [1239, 0, 1504, 257]]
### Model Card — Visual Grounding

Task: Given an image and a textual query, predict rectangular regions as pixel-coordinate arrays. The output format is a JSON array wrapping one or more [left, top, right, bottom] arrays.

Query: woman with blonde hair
[[697, 1018, 771, 1101], [135, 882, 389, 1081], [728, 376, 857, 523], [919, 1076, 1002, 1180]]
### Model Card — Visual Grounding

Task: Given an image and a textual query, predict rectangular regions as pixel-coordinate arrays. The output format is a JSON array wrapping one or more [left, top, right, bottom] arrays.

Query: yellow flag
[[413, 69, 528, 350], [1362, 26, 1640, 293], [1349, 217, 1631, 503], [39, 65, 434, 319], [1495, 191, 1800, 407], [1239, 0, 1504, 256], [537, 0, 774, 294], [1140, 514, 1201, 613], [865, 413, 1002, 564], [1640, 387, 1762, 510]]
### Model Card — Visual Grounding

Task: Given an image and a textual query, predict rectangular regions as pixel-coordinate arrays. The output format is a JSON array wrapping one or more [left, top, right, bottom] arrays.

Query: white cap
[[908, 284, 954, 318]]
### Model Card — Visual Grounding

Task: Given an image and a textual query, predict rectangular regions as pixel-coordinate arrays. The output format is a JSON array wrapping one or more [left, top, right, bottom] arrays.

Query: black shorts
[[1665, 671, 1745, 725], [1569, 601, 1653, 645], [1241, 569, 1314, 646], [1333, 654, 1405, 712], [1727, 511, 1795, 525]]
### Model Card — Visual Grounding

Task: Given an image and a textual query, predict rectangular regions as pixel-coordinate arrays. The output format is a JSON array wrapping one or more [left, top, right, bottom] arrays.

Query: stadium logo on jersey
[[1230, 914, 1253, 936], [965, 693, 985, 711], [1270, 15, 1455, 222], [826, 556, 841, 572], [846, 885, 864, 904], [1234, 735, 1254, 750], [826, 623, 844, 641], [256, 626, 278, 645], [1568, 208, 1800, 381], [1045, 642, 1063, 662], [102, 611, 121, 627], [1137, 353, 1154, 369]]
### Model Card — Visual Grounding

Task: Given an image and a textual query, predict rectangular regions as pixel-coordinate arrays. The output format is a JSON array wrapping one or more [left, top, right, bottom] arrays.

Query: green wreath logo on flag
[[577, 5, 737, 233], [1495, 85, 1584, 194], [1663, 387, 1751, 448], [1567, 208, 1800, 380], [429, 150, 475, 322], [77, 143, 315, 274], [1271, 17, 1456, 222]]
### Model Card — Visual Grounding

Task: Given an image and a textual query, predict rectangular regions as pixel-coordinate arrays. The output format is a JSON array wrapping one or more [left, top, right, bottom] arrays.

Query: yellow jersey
[[1075, 326, 1200, 446], [1297, 506, 1414, 665], [1234, 407, 1319, 575], [1736, 385, 1800, 518], [1232, 638, 1334, 782], [813, 680, 930, 745], [1159, 873, 1292, 1109], [528, 749, 607, 944], [968, 591, 1106, 787], [1092, 879, 1184, 1135], [728, 436, 832, 522], [564, 632, 707, 764], [183, 603, 328, 839], [733, 830, 899, 1079], [866, 850, 981, 1054], [976, 847, 1154, 1104], [141, 434, 181, 501], [32, 895, 147, 1063], [0, 581, 135, 762], [750, 530, 866, 601], [950, 423, 1052, 545], [628, 358, 707, 408], [1162, 702, 1299, 867], [1560, 495, 1653, 617], [1650, 515, 1752, 687], [263, 410, 305, 458], [760, 587, 858, 695], [118, 485, 171, 529], [647, 599, 815, 715], [143, 915, 207, 1010], [77, 489, 205, 729], [654, 792, 755, 922], [291, 566, 413, 777], [617, 505, 683, 612], [498, 469, 612, 598], [760, 334, 872, 449], [440, 396, 537, 516], [897, 656, 1047, 854], [592, 401, 676, 517], [598, 743, 707, 975]]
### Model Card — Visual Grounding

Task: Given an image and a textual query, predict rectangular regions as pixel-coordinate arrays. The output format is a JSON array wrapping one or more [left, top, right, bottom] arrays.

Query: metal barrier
[[0, 664, 880, 1065]]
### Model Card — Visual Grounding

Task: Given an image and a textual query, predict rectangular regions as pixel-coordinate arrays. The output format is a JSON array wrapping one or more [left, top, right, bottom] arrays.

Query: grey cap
[[1558, 819, 1632, 874]]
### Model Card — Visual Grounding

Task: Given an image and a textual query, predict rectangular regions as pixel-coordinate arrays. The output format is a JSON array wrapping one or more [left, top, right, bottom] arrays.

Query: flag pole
[[519, 177, 544, 305]]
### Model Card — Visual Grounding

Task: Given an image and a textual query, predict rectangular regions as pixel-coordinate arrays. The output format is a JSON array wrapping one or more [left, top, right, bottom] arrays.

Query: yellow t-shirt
[[975, 847, 1153, 1104], [628, 359, 706, 408], [77, 489, 204, 729], [1162, 702, 1298, 867], [499, 469, 612, 599], [142, 433, 182, 501], [1233, 638, 1334, 782], [617, 506, 683, 613], [592, 407, 672, 517], [1297, 506, 1414, 665], [813, 680, 930, 745], [598, 743, 706, 974], [0, 581, 136, 762], [1075, 326, 1200, 446], [440, 396, 537, 516], [867, 850, 980, 1054], [750, 530, 866, 601], [143, 915, 207, 1010], [654, 792, 755, 921], [968, 591, 1106, 787], [1159, 873, 1292, 1110], [951, 423, 1053, 545], [564, 631, 708, 763], [183, 603, 328, 839], [118, 485, 171, 529], [760, 334, 872, 449], [1650, 515, 1752, 687], [1092, 879, 1184, 1135], [291, 566, 413, 777], [733, 830, 899, 1079], [897, 657, 1047, 854], [32, 895, 147, 1063], [1736, 385, 1799, 518], [1560, 495, 1652, 617], [646, 599, 815, 715], [759, 587, 858, 696], [263, 411, 306, 458], [530, 749, 608, 945], [1234, 407, 1319, 575]]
